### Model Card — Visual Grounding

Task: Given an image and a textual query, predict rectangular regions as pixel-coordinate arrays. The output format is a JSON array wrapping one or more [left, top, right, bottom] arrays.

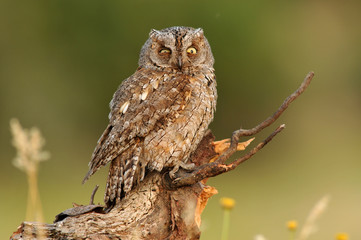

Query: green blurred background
[[1, 0, 361, 239]]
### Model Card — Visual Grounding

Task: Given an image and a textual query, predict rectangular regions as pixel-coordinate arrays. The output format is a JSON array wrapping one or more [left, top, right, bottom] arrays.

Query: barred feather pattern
[[83, 26, 217, 207]]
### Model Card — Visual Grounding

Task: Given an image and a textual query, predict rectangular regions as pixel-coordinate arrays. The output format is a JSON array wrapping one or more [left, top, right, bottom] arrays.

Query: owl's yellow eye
[[186, 47, 197, 54], [159, 48, 171, 54]]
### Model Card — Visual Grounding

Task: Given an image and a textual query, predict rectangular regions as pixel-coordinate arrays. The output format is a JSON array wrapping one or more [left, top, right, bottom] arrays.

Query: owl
[[83, 26, 217, 207]]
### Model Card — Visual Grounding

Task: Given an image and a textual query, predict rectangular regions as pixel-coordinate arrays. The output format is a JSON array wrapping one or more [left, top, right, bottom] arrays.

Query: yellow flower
[[220, 197, 235, 210], [336, 233, 348, 240], [286, 220, 298, 231]]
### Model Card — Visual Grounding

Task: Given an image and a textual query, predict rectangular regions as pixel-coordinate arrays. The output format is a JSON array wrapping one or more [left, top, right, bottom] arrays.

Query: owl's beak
[[177, 56, 183, 69]]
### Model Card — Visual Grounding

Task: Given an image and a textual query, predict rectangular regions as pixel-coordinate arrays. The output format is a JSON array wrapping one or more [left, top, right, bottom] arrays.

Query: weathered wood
[[10, 131, 218, 240], [10, 72, 314, 240]]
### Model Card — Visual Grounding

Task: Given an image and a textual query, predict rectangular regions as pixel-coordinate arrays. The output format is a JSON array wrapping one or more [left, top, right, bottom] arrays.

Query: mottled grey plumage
[[83, 26, 217, 207]]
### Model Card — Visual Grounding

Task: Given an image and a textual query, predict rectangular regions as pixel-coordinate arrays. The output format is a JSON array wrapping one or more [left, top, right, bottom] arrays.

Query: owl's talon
[[181, 162, 195, 170], [169, 165, 179, 179], [172, 177, 181, 183], [169, 162, 195, 179]]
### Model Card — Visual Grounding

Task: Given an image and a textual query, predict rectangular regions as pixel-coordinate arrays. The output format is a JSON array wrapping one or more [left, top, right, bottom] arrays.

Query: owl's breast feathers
[[83, 68, 216, 203]]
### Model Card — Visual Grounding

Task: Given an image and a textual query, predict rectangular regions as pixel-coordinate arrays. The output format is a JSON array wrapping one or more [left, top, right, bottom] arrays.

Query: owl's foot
[[169, 162, 195, 179]]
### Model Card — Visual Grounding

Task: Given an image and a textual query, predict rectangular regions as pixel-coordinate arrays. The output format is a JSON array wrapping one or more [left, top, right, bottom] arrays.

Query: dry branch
[[10, 72, 314, 240], [171, 71, 314, 187]]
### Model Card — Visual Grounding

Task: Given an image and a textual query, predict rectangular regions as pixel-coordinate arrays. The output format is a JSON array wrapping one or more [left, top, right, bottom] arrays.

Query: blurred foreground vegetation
[[1, 0, 361, 239]]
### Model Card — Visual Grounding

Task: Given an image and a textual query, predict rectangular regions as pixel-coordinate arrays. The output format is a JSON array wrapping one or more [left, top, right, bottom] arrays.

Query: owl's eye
[[186, 47, 197, 54], [159, 48, 171, 54]]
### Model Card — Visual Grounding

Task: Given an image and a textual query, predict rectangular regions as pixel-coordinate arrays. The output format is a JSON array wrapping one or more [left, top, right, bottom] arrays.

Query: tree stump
[[10, 72, 314, 240]]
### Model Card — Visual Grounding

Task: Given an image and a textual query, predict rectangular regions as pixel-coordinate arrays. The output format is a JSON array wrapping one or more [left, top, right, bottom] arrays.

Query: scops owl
[[83, 26, 217, 207]]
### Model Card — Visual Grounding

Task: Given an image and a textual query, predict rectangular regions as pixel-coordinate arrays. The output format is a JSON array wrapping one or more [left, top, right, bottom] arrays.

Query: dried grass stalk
[[10, 119, 50, 239]]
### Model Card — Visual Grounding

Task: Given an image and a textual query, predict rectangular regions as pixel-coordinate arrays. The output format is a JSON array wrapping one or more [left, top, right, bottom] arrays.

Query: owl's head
[[139, 26, 214, 72]]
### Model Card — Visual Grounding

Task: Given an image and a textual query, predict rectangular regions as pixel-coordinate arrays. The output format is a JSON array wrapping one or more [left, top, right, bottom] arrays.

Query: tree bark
[[11, 132, 219, 240], [10, 72, 314, 240]]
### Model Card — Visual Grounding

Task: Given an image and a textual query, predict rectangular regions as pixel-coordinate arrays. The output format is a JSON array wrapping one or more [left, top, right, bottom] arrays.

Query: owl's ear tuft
[[194, 28, 204, 37], [150, 29, 161, 40]]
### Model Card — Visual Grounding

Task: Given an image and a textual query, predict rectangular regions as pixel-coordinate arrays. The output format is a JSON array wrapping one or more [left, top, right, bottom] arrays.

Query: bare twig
[[172, 72, 314, 187], [216, 71, 314, 165], [226, 124, 285, 170], [89, 185, 99, 205], [172, 124, 285, 186]]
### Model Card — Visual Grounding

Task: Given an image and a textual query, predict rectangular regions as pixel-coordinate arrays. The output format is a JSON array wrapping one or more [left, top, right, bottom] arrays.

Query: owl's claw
[[169, 162, 195, 179]]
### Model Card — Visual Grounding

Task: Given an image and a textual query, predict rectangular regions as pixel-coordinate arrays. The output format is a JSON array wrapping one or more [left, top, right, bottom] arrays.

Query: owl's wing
[[82, 69, 192, 183]]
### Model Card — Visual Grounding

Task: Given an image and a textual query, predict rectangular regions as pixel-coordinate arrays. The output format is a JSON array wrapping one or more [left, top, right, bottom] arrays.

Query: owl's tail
[[104, 143, 145, 208]]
